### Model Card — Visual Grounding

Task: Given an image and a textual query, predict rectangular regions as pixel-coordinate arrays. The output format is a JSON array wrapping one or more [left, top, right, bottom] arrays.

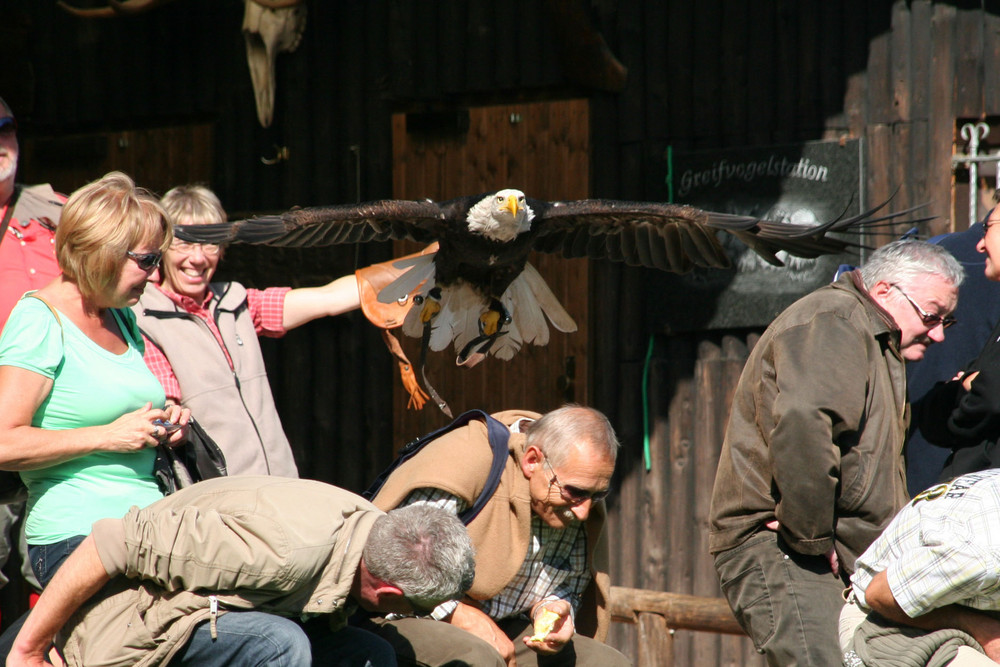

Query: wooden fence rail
[[609, 586, 747, 667]]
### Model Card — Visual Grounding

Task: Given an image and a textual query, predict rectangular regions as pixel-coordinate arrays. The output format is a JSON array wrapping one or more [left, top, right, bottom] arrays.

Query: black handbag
[[0, 471, 27, 506], [153, 417, 228, 495]]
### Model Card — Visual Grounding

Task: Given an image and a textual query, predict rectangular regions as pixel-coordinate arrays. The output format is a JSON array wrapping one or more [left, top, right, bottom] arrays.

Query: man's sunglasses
[[543, 457, 611, 505], [0, 117, 17, 135], [892, 284, 956, 330], [127, 250, 163, 272]]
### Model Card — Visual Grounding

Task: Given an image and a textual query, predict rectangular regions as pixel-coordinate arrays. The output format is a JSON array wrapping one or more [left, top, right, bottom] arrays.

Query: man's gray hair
[[859, 239, 965, 291], [525, 404, 620, 468], [0, 96, 10, 116], [363, 504, 475, 608]]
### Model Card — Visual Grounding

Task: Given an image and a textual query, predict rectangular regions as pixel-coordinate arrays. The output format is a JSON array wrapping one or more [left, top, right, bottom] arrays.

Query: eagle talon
[[479, 300, 511, 336], [420, 300, 442, 324]]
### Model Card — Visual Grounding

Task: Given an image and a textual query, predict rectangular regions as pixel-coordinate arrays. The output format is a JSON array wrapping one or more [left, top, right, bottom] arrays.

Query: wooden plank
[[438, 2, 468, 93], [642, 2, 669, 141], [666, 2, 694, 146], [985, 9, 1000, 112], [772, 3, 799, 143], [841, 0, 871, 140], [867, 124, 893, 246], [615, 0, 645, 145], [796, 2, 823, 137], [465, 2, 495, 91], [820, 1, 848, 134], [719, 2, 749, 145], [889, 2, 912, 125], [929, 3, 958, 232], [954, 7, 984, 118], [387, 0, 416, 99], [692, 339, 724, 666], [638, 612, 673, 667]]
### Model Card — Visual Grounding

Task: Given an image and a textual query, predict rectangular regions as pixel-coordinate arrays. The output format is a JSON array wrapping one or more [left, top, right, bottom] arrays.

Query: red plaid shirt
[[141, 284, 290, 402]]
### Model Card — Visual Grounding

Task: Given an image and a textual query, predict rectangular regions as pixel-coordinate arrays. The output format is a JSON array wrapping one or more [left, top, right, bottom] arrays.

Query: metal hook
[[261, 145, 290, 166]]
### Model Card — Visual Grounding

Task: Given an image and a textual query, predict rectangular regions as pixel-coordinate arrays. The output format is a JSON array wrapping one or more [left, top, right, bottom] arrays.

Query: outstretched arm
[[7, 536, 109, 667], [865, 570, 1000, 660], [281, 275, 361, 330]]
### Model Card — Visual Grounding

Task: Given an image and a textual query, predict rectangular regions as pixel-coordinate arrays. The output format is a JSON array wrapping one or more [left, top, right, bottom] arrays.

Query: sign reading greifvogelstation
[[648, 139, 863, 332]]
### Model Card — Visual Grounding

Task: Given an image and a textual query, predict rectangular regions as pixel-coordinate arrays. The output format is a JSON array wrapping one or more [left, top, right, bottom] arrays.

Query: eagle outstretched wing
[[528, 197, 915, 272], [174, 198, 453, 247]]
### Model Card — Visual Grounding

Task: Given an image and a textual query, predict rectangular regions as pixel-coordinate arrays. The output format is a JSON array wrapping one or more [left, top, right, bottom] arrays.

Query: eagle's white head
[[466, 189, 534, 242]]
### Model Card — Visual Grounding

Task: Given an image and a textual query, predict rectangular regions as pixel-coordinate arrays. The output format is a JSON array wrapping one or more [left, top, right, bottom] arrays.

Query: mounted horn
[[242, 0, 307, 128]]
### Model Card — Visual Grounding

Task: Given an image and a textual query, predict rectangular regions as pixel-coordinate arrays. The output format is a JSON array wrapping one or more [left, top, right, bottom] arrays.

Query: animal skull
[[243, 0, 307, 128]]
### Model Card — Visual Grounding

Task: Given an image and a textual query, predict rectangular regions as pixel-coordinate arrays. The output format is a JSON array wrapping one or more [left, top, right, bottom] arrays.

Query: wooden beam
[[609, 586, 745, 636]]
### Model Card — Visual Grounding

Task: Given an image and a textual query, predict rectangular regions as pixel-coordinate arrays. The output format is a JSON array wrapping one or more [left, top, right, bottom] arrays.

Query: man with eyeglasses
[[912, 203, 1000, 482], [369, 405, 630, 667], [710, 239, 965, 667]]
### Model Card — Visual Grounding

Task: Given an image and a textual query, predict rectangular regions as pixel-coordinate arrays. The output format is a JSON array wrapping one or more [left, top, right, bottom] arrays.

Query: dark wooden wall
[[7, 1, 1000, 663]]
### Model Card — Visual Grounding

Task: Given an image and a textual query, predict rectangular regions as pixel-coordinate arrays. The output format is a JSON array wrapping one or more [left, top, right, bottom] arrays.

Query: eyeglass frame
[[542, 455, 611, 505], [170, 239, 222, 256], [891, 284, 956, 330], [0, 117, 16, 135], [126, 250, 163, 272]]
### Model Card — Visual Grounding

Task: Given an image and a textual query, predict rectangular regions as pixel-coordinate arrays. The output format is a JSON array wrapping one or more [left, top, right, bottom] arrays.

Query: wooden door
[[391, 99, 590, 443]]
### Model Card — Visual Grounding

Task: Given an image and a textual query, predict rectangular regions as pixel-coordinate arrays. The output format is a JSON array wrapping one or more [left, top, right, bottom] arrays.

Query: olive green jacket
[[58, 477, 380, 667], [709, 271, 909, 574]]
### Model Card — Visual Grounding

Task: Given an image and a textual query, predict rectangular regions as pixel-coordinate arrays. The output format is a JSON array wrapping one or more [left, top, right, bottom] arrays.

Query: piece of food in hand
[[529, 608, 560, 642]]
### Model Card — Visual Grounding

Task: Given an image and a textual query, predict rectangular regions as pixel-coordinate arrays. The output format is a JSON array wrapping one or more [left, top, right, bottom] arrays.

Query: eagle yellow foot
[[480, 309, 502, 336], [420, 299, 442, 324]]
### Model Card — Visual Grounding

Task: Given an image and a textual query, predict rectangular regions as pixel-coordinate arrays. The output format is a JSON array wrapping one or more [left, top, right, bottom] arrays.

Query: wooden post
[[637, 611, 673, 667]]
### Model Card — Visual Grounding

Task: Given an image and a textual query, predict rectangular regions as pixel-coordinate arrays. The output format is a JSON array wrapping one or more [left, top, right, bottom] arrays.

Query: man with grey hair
[[710, 239, 965, 667], [8, 476, 476, 667], [371, 405, 629, 667]]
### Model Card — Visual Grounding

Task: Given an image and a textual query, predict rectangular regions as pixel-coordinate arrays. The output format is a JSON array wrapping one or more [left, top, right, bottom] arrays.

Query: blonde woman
[[0, 172, 188, 587]]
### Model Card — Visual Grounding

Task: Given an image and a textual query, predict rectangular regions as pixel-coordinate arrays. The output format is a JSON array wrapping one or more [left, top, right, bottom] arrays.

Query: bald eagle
[[176, 189, 908, 365]]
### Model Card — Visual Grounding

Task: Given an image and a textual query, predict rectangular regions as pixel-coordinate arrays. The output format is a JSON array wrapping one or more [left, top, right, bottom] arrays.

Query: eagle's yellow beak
[[503, 194, 520, 217]]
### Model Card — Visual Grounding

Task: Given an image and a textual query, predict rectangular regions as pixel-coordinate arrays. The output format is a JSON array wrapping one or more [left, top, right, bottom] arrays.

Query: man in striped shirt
[[371, 405, 630, 667], [844, 469, 1000, 665]]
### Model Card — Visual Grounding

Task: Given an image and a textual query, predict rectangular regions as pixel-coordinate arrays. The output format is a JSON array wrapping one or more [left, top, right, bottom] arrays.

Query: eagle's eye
[[496, 195, 505, 203]]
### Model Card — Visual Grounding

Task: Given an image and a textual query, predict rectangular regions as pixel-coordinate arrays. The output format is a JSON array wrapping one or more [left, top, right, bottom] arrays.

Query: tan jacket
[[134, 282, 297, 477], [372, 410, 612, 640], [58, 476, 381, 667], [710, 271, 909, 574]]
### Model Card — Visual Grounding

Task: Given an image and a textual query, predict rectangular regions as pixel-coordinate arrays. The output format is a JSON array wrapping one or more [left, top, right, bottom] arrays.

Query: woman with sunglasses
[[133, 185, 360, 478], [0, 171, 189, 588]]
